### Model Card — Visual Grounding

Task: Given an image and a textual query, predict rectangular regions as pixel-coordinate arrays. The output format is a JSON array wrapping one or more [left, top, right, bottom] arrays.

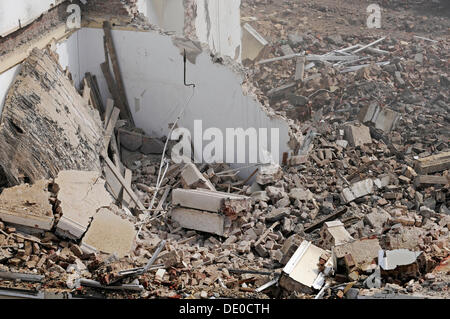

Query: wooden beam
[[104, 98, 114, 126], [102, 21, 134, 125], [104, 157, 145, 210], [103, 107, 120, 151], [415, 152, 450, 174], [122, 168, 134, 208], [414, 175, 449, 187]]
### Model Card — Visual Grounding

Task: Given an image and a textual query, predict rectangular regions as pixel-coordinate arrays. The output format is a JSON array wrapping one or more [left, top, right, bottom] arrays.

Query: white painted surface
[[136, 0, 185, 34], [75, 28, 289, 169], [55, 32, 82, 89], [196, 0, 242, 61], [0, 65, 21, 115], [0, 0, 65, 37], [1, 26, 289, 176]]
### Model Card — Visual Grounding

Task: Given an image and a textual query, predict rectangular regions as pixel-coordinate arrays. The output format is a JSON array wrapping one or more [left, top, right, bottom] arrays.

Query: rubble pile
[[0, 1, 448, 300]]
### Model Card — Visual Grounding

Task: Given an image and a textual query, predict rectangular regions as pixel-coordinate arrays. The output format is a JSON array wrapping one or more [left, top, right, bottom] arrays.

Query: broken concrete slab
[[241, 23, 269, 64], [54, 170, 114, 239], [318, 220, 354, 250], [265, 208, 289, 223], [358, 103, 400, 133], [344, 124, 372, 147], [140, 136, 164, 155], [256, 164, 283, 185], [364, 209, 391, 232], [0, 180, 54, 231], [170, 207, 227, 237], [172, 188, 251, 214], [80, 208, 136, 258], [180, 163, 216, 191], [341, 179, 374, 203], [379, 249, 423, 271], [280, 240, 330, 293]]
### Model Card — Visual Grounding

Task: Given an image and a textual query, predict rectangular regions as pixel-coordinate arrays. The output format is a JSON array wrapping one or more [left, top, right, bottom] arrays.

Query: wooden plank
[[122, 168, 134, 208], [101, 61, 127, 122], [103, 21, 134, 125], [414, 175, 449, 187], [82, 78, 91, 104], [104, 107, 120, 151], [415, 152, 450, 174], [85, 72, 104, 117], [104, 157, 145, 210], [104, 98, 114, 126]]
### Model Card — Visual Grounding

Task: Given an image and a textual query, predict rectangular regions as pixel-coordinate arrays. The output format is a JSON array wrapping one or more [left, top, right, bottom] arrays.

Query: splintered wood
[[0, 48, 104, 185]]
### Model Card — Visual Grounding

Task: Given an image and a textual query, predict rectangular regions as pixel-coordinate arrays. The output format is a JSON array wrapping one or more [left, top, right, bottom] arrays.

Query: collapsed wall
[[0, 0, 300, 180], [60, 27, 296, 173], [0, 48, 104, 185]]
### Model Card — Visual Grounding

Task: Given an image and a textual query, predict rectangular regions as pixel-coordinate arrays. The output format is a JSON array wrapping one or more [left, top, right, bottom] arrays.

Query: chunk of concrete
[[379, 249, 422, 271], [80, 208, 136, 258], [265, 208, 289, 223], [333, 239, 382, 268], [341, 179, 374, 203], [241, 23, 269, 63], [358, 103, 400, 133], [180, 163, 215, 191], [172, 188, 251, 214], [344, 124, 372, 147], [318, 220, 354, 250], [170, 207, 226, 237], [0, 180, 53, 230], [280, 241, 329, 293], [140, 136, 164, 155], [55, 170, 114, 239], [364, 209, 391, 232]]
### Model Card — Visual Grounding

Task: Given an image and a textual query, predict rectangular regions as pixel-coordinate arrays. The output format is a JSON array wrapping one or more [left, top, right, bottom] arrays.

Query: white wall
[[196, 0, 242, 62], [75, 28, 289, 169], [136, 0, 185, 34], [136, 0, 242, 62], [55, 32, 82, 88], [0, 0, 65, 37], [0, 65, 21, 115], [1, 26, 289, 175]]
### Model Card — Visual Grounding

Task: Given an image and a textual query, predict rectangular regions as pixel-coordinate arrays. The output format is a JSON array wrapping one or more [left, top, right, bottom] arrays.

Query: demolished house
[[0, 0, 448, 300]]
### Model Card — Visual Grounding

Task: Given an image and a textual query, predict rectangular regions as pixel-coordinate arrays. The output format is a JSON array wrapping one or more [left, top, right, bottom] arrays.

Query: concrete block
[[344, 124, 372, 147], [80, 208, 136, 258], [172, 188, 251, 214], [180, 163, 215, 191], [170, 207, 226, 237], [318, 220, 353, 250], [0, 180, 53, 230], [358, 103, 400, 133], [341, 179, 374, 203]]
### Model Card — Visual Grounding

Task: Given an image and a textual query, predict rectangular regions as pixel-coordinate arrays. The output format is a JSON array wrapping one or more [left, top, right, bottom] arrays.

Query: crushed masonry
[[0, 0, 448, 300]]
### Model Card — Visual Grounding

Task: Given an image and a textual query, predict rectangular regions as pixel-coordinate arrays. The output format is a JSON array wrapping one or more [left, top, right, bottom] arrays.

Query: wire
[[135, 86, 196, 238]]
